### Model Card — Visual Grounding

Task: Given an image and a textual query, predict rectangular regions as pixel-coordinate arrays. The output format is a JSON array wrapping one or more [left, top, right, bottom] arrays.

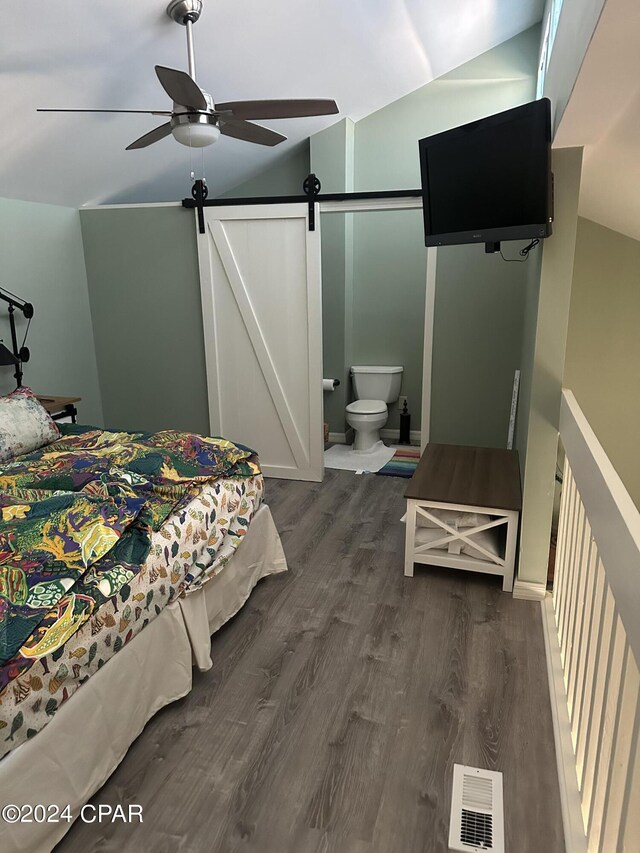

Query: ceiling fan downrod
[[166, 0, 203, 80]]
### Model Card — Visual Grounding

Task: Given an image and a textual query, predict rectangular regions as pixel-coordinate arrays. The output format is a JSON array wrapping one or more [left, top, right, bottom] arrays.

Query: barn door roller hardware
[[183, 174, 423, 233], [191, 178, 208, 234], [303, 173, 321, 230]]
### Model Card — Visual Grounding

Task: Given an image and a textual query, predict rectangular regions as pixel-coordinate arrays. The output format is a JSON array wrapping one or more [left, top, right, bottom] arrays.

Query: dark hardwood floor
[[57, 470, 564, 852]]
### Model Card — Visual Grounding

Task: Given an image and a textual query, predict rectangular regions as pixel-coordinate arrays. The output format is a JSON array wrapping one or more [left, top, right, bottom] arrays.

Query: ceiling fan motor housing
[[166, 0, 202, 25]]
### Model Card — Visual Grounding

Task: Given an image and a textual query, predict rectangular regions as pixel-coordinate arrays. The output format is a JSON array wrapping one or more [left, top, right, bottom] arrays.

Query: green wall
[[517, 147, 583, 589], [0, 197, 103, 425], [316, 26, 540, 440], [80, 205, 208, 434], [220, 144, 310, 198], [565, 217, 640, 508], [514, 248, 543, 463], [430, 242, 534, 446]]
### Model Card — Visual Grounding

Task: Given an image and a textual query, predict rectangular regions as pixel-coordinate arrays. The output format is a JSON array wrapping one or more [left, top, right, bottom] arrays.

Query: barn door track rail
[[183, 174, 423, 233]]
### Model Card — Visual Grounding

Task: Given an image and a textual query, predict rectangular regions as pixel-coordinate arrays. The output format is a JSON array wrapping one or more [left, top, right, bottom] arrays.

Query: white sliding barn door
[[196, 204, 323, 482]]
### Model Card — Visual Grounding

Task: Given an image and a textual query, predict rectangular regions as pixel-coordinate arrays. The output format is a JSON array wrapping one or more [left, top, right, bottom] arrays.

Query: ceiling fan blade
[[219, 118, 286, 147], [214, 98, 338, 120], [126, 122, 173, 150], [37, 109, 172, 115], [155, 65, 208, 110]]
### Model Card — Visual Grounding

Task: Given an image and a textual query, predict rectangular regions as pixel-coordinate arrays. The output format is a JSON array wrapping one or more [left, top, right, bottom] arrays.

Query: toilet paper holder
[[323, 378, 340, 392]]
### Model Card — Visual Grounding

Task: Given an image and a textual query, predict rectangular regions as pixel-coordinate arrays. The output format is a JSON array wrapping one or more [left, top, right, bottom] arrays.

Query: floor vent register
[[448, 764, 504, 853]]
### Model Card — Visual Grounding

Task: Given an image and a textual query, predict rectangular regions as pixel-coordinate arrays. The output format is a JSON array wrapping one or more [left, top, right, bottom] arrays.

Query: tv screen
[[419, 98, 553, 247]]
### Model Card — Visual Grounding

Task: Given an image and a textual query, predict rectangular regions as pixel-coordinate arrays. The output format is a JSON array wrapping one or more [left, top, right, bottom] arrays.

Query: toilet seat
[[345, 399, 387, 415]]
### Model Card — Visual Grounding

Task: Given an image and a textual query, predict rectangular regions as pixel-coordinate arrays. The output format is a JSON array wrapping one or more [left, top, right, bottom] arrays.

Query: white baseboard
[[328, 429, 421, 447], [541, 596, 588, 853], [512, 579, 547, 600]]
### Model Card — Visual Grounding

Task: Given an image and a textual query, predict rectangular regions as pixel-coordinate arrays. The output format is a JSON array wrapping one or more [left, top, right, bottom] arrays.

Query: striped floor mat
[[375, 446, 421, 478]]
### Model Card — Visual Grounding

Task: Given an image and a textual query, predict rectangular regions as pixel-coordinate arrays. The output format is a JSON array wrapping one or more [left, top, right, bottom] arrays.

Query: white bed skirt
[[0, 504, 287, 853], [179, 503, 287, 671]]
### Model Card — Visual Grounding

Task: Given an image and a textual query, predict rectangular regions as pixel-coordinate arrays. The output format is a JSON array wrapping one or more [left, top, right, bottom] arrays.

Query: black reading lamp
[[0, 287, 34, 388]]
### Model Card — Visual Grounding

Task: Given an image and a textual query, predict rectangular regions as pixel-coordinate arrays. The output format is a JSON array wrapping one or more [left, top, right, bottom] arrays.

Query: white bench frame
[[404, 498, 519, 592]]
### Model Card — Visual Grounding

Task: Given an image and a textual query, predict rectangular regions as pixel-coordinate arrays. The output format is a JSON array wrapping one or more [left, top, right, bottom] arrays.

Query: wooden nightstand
[[36, 395, 80, 423], [404, 444, 522, 591]]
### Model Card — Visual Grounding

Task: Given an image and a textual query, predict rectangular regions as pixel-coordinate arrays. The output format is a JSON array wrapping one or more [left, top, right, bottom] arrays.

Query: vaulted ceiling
[[556, 0, 640, 242], [0, 0, 543, 208]]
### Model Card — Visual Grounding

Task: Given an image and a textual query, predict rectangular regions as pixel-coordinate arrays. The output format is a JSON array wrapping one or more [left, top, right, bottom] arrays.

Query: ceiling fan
[[37, 0, 338, 151]]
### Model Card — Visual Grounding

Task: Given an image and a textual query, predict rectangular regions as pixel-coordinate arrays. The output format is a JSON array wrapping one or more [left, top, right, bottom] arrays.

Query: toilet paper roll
[[323, 378, 340, 391]]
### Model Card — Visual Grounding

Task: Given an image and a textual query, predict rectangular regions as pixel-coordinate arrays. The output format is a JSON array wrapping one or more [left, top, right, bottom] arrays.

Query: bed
[[0, 390, 287, 852]]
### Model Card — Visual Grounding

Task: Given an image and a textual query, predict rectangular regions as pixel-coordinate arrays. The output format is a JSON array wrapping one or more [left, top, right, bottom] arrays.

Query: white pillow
[[414, 525, 500, 560], [0, 386, 60, 462], [415, 508, 489, 529]]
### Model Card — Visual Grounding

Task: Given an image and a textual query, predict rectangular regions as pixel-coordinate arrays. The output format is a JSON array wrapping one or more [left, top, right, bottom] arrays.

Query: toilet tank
[[351, 366, 403, 403]]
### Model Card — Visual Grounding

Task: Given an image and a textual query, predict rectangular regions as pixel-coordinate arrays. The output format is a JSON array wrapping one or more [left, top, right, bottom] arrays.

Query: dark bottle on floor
[[399, 400, 411, 444]]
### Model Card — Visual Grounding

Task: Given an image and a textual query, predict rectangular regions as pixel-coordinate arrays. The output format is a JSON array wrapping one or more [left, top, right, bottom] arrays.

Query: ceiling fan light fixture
[[39, 1, 338, 153], [171, 119, 220, 147]]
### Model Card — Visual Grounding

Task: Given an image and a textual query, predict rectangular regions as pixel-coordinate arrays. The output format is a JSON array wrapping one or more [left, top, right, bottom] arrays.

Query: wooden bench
[[404, 443, 522, 591]]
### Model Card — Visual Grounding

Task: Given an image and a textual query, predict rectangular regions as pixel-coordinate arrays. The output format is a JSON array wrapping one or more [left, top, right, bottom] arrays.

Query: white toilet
[[345, 366, 404, 452]]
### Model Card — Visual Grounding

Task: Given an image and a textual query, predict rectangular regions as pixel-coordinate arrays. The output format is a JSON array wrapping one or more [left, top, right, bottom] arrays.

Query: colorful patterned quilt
[[0, 427, 259, 707], [0, 472, 263, 758]]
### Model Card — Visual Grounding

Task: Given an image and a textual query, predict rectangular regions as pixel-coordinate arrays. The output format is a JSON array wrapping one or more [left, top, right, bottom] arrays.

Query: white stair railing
[[544, 390, 640, 852]]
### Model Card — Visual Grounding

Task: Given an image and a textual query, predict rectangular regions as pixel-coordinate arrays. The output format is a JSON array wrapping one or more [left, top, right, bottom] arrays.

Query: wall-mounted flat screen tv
[[419, 98, 553, 248]]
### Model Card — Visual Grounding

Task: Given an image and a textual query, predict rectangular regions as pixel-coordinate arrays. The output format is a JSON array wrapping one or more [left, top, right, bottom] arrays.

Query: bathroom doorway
[[194, 194, 436, 483], [319, 203, 435, 463]]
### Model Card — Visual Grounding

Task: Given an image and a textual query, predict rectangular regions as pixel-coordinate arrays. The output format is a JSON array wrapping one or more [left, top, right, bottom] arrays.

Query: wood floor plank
[[57, 470, 564, 853], [465, 592, 565, 852], [370, 573, 469, 852]]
